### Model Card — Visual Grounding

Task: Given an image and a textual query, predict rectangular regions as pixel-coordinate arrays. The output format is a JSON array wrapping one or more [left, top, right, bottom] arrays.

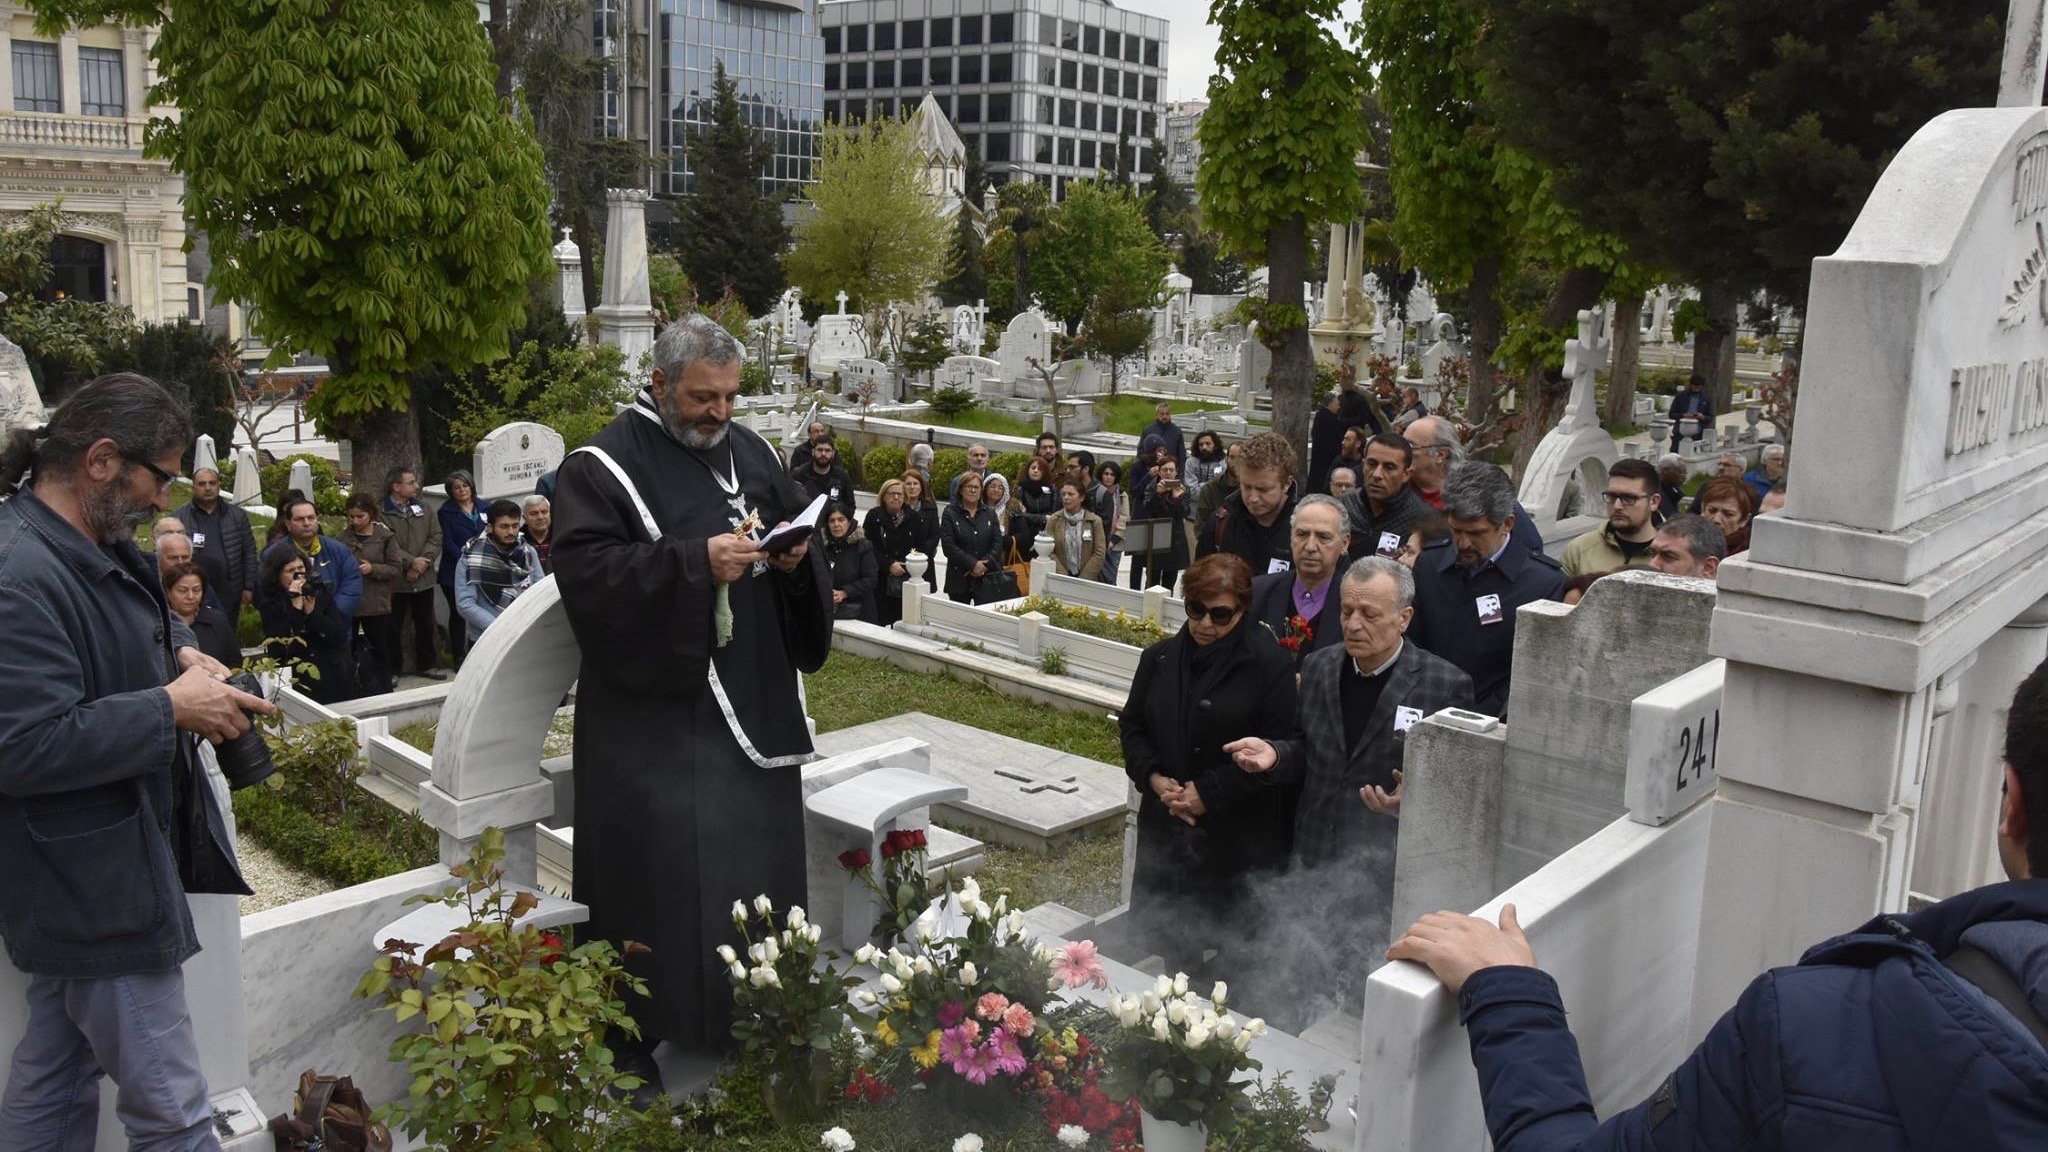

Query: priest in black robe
[[551, 314, 833, 1089]]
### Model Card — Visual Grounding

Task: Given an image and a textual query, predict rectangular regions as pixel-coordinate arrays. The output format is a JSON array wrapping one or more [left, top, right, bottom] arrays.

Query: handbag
[[971, 566, 1021, 605], [269, 1070, 392, 1152], [1003, 539, 1032, 596]]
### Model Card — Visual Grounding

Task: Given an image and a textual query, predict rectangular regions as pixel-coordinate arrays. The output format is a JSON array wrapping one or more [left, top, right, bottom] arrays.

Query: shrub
[[833, 436, 862, 487], [931, 448, 969, 494], [232, 718, 439, 887], [929, 385, 978, 418], [861, 446, 907, 490], [989, 450, 1033, 483], [229, 452, 347, 514]]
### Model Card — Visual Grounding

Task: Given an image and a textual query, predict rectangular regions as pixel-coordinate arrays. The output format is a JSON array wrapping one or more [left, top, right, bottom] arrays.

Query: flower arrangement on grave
[[1102, 973, 1266, 1143], [725, 896, 864, 1124], [1269, 613, 1315, 654], [838, 828, 932, 947], [355, 827, 655, 1152]]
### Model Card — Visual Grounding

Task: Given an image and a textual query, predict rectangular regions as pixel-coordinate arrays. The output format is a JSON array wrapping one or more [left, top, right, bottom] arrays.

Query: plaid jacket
[[1274, 641, 1475, 872]]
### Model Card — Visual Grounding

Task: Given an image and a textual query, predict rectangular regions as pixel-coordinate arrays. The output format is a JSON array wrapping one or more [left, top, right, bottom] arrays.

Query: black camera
[[299, 574, 326, 599], [213, 672, 278, 790]]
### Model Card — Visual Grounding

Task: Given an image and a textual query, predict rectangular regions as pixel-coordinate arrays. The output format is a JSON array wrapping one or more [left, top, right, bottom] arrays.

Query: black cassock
[[552, 393, 833, 1051]]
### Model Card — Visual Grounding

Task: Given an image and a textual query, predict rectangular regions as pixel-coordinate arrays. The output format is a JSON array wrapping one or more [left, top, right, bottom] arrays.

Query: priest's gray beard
[[681, 422, 730, 450]]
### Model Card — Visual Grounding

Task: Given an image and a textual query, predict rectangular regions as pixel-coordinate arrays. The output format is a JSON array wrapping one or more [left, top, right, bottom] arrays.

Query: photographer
[[0, 373, 274, 1148], [256, 548, 355, 703], [1132, 456, 1191, 593]]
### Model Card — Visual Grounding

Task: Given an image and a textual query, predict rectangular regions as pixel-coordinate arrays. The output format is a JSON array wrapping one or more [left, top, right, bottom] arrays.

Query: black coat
[[1137, 486, 1191, 571], [791, 461, 855, 513], [1197, 489, 1297, 576], [824, 532, 878, 622], [185, 604, 245, 671], [940, 505, 1005, 601], [1009, 481, 1058, 558], [1409, 538, 1565, 718], [1120, 626, 1300, 941], [258, 585, 355, 704]]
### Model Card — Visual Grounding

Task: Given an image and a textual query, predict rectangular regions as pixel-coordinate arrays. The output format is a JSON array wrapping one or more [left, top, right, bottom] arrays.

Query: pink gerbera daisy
[[1052, 940, 1109, 990]]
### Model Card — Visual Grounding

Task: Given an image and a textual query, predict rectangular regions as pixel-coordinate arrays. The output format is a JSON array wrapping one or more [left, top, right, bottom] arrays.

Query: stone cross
[[1559, 304, 1611, 433], [835, 290, 850, 316], [2004, 0, 2047, 107], [994, 767, 1081, 795]]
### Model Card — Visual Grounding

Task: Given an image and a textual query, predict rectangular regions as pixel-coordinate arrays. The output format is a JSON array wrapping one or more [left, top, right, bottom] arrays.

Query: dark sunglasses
[[1183, 600, 1242, 626]]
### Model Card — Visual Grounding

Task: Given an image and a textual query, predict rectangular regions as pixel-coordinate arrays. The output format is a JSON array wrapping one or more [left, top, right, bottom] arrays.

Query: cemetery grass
[[1094, 395, 1231, 437], [922, 406, 1042, 439]]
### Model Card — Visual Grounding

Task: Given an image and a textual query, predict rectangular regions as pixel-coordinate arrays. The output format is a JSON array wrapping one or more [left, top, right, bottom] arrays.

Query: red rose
[[903, 828, 927, 850], [839, 848, 872, 871]]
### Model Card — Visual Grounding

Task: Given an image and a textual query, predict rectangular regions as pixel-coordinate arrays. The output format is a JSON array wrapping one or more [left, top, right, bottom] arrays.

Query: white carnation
[[952, 1134, 983, 1152], [1056, 1124, 1089, 1147], [820, 1126, 856, 1152]]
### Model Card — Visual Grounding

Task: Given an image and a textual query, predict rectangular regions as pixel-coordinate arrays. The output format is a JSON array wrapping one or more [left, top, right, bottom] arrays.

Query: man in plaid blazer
[[1229, 556, 1474, 1002]]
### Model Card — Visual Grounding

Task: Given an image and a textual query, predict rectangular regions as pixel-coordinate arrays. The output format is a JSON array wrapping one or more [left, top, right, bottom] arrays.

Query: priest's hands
[[1224, 737, 1277, 774], [766, 534, 809, 573], [708, 533, 765, 582]]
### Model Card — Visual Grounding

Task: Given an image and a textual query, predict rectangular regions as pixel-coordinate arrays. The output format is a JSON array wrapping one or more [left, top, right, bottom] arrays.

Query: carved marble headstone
[[994, 310, 1051, 381], [230, 447, 263, 506], [193, 434, 218, 477], [286, 459, 314, 504], [473, 421, 566, 502]]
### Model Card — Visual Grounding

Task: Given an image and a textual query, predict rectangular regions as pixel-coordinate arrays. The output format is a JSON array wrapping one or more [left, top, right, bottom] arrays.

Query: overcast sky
[[1116, 0, 1364, 102]]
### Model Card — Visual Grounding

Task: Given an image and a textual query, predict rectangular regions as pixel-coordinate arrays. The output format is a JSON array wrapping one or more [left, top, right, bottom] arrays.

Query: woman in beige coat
[[1049, 479, 1108, 581]]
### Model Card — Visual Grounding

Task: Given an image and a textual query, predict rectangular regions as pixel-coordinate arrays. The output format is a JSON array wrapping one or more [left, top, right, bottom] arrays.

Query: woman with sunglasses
[[1118, 553, 1300, 988]]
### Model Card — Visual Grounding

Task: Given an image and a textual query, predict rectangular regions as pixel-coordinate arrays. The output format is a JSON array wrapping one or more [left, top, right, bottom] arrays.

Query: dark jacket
[[823, 529, 878, 622], [521, 526, 554, 575], [1009, 480, 1058, 559], [183, 603, 245, 671], [1270, 642, 1471, 966], [1086, 482, 1123, 544], [0, 489, 201, 976], [172, 496, 259, 605], [1456, 880, 2048, 1151], [257, 582, 355, 704], [437, 499, 487, 588], [1120, 625, 1301, 922], [1668, 387, 1715, 440], [1198, 489, 1297, 576], [863, 506, 925, 581], [1409, 538, 1565, 718], [342, 522, 403, 617], [1308, 390, 1383, 495], [1342, 484, 1435, 560], [379, 494, 442, 594], [262, 534, 364, 621], [1248, 564, 1347, 665], [792, 460, 856, 513], [1137, 485, 1192, 572], [940, 504, 1005, 601]]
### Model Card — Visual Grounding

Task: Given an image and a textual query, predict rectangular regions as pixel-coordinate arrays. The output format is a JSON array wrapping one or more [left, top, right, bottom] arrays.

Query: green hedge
[[232, 784, 439, 889], [932, 448, 968, 494], [989, 450, 1032, 484], [833, 435, 862, 488], [861, 445, 907, 491]]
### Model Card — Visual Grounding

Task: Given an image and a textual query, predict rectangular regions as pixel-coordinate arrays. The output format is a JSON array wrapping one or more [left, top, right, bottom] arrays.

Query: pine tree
[[677, 63, 790, 315]]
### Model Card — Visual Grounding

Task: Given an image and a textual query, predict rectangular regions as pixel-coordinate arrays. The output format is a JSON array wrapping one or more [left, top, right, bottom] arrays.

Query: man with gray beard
[[551, 315, 833, 1093]]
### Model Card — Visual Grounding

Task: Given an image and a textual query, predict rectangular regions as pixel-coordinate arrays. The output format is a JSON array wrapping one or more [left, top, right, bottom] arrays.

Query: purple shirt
[[1291, 575, 1333, 622]]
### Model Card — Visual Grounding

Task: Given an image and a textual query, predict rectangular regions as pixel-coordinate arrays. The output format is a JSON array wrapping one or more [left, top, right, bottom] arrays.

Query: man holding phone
[[552, 315, 834, 1098]]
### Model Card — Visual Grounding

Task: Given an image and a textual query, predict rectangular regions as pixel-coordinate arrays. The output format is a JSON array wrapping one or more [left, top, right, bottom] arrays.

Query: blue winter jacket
[[1455, 880, 2048, 1150]]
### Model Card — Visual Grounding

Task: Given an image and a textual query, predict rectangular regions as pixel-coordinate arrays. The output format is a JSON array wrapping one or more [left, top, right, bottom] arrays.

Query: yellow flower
[[876, 1017, 900, 1048], [911, 1029, 944, 1069]]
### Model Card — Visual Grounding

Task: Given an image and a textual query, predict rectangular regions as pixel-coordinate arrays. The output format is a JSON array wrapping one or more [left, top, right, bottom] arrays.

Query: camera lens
[[213, 672, 277, 790]]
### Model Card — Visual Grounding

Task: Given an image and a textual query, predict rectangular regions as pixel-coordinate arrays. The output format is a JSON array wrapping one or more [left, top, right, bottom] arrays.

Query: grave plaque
[[473, 421, 566, 502], [1622, 659, 1726, 826]]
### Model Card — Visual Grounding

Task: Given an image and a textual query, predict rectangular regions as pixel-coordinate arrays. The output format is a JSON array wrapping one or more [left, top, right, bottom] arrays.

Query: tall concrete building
[[592, 0, 827, 196], [816, 0, 1168, 197], [1161, 98, 1204, 187], [0, 8, 194, 323]]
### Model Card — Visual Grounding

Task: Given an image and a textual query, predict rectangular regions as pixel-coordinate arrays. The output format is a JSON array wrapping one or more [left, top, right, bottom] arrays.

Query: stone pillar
[[57, 31, 79, 115], [1912, 599, 2048, 899], [122, 27, 147, 123], [1345, 221, 1366, 315], [0, 25, 14, 107], [2001, 0, 2046, 107], [124, 218, 162, 322], [592, 188, 656, 375], [1321, 222, 1347, 325]]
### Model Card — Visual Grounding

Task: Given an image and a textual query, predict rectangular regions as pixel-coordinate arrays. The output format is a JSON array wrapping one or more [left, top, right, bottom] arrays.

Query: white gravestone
[[592, 189, 656, 375], [1622, 658, 1725, 826], [553, 229, 586, 321], [230, 447, 263, 506], [193, 434, 218, 477], [994, 311, 1052, 381], [286, 458, 314, 503], [1519, 305, 1617, 534], [473, 421, 566, 503]]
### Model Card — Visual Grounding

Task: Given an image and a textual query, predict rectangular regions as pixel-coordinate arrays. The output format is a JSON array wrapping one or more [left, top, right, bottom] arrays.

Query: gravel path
[[236, 833, 335, 915]]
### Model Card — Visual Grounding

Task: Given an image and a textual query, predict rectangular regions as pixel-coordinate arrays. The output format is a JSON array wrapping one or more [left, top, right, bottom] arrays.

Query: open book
[[762, 493, 829, 553]]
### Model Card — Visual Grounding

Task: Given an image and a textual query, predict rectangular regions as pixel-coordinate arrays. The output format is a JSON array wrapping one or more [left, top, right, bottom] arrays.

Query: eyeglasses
[[1183, 600, 1242, 626], [1601, 491, 1646, 506], [128, 454, 176, 490]]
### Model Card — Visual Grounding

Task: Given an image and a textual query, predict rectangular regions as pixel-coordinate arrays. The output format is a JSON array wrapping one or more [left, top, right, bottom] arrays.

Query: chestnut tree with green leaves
[[27, 0, 555, 490], [1197, 0, 1371, 456]]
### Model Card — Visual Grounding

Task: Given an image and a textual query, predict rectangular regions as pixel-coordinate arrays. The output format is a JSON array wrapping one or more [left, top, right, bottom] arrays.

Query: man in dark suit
[[1341, 433, 1435, 560], [1248, 494, 1350, 665], [1409, 461, 1565, 717], [1228, 555, 1474, 1007]]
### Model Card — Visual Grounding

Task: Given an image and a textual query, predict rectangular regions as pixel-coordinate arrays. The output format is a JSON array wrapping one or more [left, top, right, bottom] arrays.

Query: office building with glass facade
[[594, 0, 827, 197], [817, 0, 1168, 197]]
